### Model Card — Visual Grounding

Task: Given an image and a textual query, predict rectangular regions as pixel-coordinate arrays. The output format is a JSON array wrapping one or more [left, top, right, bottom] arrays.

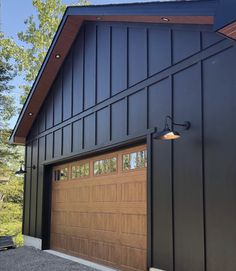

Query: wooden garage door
[[51, 145, 147, 271]]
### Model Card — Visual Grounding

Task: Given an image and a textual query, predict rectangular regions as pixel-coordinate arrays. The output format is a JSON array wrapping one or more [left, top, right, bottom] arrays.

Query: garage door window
[[123, 150, 147, 171], [94, 157, 117, 176], [71, 163, 90, 179], [54, 167, 68, 181]]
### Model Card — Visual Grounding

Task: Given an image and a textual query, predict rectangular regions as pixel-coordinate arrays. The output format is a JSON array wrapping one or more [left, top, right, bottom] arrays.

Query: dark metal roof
[[67, 1, 218, 16]]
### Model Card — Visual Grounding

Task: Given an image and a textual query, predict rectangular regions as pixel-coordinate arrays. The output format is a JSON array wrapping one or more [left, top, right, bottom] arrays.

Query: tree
[[0, 178, 24, 246], [0, 58, 23, 177], [0, 59, 15, 126], [0, 57, 24, 246], [0, 0, 89, 104]]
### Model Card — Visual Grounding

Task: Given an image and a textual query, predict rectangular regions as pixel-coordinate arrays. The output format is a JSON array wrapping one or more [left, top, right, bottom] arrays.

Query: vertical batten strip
[[200, 59, 207, 271], [82, 27, 85, 112], [109, 26, 112, 99], [95, 111, 98, 146], [71, 42, 74, 118], [170, 74, 175, 271], [34, 139, 39, 237], [147, 27, 150, 78], [170, 28, 175, 271], [82, 117, 85, 150], [29, 143, 33, 236], [125, 96, 129, 136], [95, 25, 98, 105], [126, 27, 129, 89]]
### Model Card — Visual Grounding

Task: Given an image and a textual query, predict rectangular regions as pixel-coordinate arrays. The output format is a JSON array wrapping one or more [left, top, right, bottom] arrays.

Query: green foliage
[[0, 59, 16, 125], [0, 179, 24, 204], [0, 179, 24, 247], [0, 0, 90, 104], [0, 58, 23, 177], [0, 129, 24, 177], [0, 36, 24, 248]]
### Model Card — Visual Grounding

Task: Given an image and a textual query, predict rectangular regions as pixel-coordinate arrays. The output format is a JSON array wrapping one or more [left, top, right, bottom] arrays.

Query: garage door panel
[[66, 227, 90, 238], [68, 236, 89, 256], [121, 213, 147, 235], [51, 145, 147, 271], [121, 232, 147, 246], [54, 203, 146, 214], [51, 233, 68, 250], [89, 240, 120, 266], [52, 230, 147, 250], [121, 246, 146, 271], [68, 211, 90, 228], [51, 210, 67, 225], [121, 181, 146, 202], [92, 183, 118, 202], [68, 187, 90, 202], [91, 212, 118, 232], [53, 189, 67, 203]]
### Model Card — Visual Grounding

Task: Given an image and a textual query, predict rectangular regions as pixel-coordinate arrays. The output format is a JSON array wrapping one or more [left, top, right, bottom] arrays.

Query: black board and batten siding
[[24, 21, 236, 271]]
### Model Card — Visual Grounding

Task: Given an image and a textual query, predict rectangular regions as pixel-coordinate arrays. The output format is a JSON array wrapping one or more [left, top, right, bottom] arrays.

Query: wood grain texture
[[219, 21, 236, 40], [51, 145, 147, 271]]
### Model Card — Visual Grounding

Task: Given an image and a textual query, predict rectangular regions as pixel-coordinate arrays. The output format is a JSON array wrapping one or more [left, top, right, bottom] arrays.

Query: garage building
[[11, 1, 236, 271]]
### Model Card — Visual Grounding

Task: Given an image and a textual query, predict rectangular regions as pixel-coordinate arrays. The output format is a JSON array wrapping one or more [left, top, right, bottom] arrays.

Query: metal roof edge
[[67, 1, 218, 16]]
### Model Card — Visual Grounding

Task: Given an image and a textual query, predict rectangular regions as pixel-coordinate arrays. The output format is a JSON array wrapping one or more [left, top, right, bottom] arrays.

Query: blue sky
[[2, 0, 157, 38], [2, 0, 155, 127]]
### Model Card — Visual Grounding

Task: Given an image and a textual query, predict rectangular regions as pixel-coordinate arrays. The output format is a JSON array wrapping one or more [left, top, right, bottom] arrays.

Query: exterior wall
[[23, 21, 236, 271]]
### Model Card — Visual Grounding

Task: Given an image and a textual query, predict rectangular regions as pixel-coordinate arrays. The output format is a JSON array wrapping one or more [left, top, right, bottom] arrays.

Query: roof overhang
[[10, 1, 220, 145], [214, 0, 236, 40]]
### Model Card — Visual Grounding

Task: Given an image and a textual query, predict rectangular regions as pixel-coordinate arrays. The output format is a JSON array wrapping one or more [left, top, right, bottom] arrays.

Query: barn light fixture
[[96, 16, 102, 20], [154, 115, 191, 140], [28, 112, 33, 116], [161, 17, 170, 22], [55, 54, 61, 59], [15, 163, 36, 175]]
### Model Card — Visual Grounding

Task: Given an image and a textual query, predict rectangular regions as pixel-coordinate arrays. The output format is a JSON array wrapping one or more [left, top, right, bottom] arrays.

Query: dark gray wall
[[24, 21, 236, 271]]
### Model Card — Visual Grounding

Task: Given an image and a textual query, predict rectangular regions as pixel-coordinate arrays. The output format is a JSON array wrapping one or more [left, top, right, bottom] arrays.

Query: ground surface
[[0, 246, 99, 271]]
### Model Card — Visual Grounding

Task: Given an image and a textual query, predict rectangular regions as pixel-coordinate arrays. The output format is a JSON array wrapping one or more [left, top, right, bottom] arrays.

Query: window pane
[[94, 157, 117, 176], [130, 153, 137, 169], [71, 166, 77, 179], [110, 157, 117, 172], [71, 163, 90, 179], [123, 154, 130, 170], [54, 168, 68, 181], [122, 150, 147, 171], [60, 168, 68, 180], [54, 170, 60, 181], [84, 163, 90, 176], [94, 161, 100, 176]]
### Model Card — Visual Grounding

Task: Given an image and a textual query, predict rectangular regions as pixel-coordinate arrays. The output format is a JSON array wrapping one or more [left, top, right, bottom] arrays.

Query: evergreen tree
[[0, 57, 24, 246]]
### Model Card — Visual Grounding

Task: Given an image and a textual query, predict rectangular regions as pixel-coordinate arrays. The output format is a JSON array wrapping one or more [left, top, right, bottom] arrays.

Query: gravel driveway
[[0, 247, 100, 271]]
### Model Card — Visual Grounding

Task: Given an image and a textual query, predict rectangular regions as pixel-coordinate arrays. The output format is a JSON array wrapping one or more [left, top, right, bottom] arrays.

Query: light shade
[[154, 115, 191, 140], [15, 166, 27, 175], [154, 128, 181, 140]]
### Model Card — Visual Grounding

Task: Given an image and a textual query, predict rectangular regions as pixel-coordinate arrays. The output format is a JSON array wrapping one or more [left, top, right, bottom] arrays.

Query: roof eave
[[10, 1, 218, 145]]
